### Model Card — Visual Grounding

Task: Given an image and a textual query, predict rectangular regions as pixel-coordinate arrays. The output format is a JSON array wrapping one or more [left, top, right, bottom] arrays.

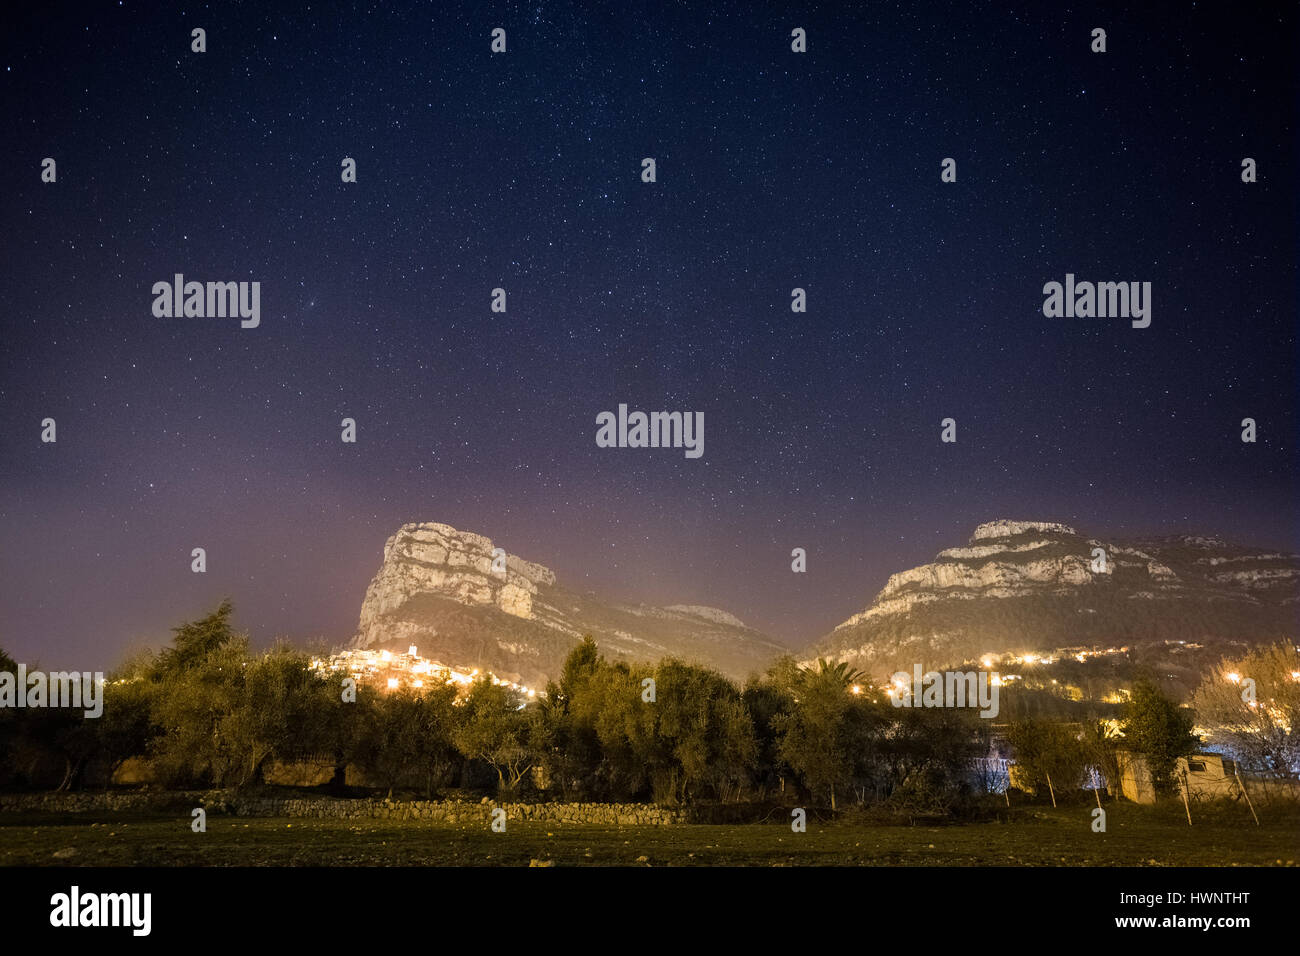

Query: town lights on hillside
[[310, 647, 542, 698]]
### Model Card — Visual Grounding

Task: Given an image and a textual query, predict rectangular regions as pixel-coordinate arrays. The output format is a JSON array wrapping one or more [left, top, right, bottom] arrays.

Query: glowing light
[[307, 646, 543, 699], [851, 685, 861, 695], [1226, 672, 1241, 684]]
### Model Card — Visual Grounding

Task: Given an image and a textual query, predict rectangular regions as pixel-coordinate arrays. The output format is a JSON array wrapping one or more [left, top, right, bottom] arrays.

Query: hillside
[[806, 520, 1299, 678], [350, 522, 787, 685]]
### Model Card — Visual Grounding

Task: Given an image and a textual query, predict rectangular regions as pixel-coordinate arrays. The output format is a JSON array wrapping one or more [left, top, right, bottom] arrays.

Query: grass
[[0, 802, 1295, 866]]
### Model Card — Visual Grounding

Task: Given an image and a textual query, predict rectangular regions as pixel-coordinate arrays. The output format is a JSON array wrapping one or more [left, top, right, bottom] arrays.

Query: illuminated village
[[309, 645, 540, 700]]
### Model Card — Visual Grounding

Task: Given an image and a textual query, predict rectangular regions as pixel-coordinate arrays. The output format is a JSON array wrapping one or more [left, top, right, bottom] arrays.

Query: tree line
[[2, 602, 1294, 809]]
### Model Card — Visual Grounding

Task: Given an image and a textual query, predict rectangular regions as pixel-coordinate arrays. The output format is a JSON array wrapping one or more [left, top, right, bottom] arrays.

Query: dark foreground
[[1, 803, 1294, 866]]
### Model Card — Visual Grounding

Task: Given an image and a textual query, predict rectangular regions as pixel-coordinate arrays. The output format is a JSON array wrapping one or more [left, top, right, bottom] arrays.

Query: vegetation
[[1190, 643, 1300, 779], [1, 603, 1292, 816], [1120, 679, 1198, 793]]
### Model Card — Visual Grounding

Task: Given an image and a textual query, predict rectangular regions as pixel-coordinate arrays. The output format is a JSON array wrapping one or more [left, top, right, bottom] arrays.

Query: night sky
[[2, 2, 1295, 671]]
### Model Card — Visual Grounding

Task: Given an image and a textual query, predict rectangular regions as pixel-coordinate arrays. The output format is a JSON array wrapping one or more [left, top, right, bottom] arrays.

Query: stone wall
[[0, 791, 211, 814], [0, 791, 684, 825], [228, 797, 683, 824]]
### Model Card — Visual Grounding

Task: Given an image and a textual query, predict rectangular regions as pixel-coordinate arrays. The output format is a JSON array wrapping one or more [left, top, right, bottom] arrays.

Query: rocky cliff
[[351, 522, 787, 685], [353, 519, 1299, 687], [808, 520, 1299, 676]]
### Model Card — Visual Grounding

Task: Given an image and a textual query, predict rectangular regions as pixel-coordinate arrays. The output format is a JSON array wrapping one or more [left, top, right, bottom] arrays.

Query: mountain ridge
[[807, 519, 1299, 676], [349, 519, 1299, 686], [350, 522, 786, 685]]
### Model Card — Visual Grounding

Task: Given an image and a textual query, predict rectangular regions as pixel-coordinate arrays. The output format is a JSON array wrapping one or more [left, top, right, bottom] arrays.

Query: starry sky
[[1, 1, 1295, 670]]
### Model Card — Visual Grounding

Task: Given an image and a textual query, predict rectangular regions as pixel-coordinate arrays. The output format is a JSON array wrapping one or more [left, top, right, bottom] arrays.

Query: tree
[[358, 688, 424, 797], [1006, 718, 1090, 805], [1078, 717, 1121, 800], [6, 703, 93, 791], [651, 659, 757, 804], [1121, 679, 1198, 793], [155, 599, 238, 674], [356, 682, 461, 798], [1189, 642, 1300, 780], [149, 629, 249, 787], [773, 659, 862, 809], [582, 660, 663, 800], [412, 682, 461, 797], [536, 637, 606, 798], [0, 648, 15, 788], [872, 706, 986, 811], [560, 635, 601, 694], [93, 677, 158, 787], [530, 676, 599, 800], [742, 668, 798, 799], [454, 678, 533, 794], [216, 645, 333, 787]]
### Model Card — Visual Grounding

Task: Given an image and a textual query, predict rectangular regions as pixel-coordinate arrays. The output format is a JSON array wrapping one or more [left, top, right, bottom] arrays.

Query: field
[[0, 803, 1294, 866]]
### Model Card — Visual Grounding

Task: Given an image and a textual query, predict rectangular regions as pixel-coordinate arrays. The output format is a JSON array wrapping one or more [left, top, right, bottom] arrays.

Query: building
[[1114, 749, 1157, 804], [1176, 753, 1242, 801], [1113, 750, 1246, 804]]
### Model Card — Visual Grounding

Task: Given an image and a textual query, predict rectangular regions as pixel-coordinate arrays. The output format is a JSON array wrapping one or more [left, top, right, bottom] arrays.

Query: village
[[309, 644, 540, 701]]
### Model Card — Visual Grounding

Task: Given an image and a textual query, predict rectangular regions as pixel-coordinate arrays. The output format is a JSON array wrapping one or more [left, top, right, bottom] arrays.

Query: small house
[[1176, 753, 1241, 800]]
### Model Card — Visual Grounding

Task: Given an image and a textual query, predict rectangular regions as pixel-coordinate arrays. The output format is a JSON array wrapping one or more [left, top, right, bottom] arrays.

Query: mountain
[[351, 519, 1300, 690], [351, 522, 787, 685], [806, 520, 1300, 677]]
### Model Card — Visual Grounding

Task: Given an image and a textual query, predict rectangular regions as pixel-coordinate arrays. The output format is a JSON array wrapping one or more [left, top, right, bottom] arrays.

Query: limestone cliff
[[351, 522, 786, 685], [809, 520, 1299, 675]]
